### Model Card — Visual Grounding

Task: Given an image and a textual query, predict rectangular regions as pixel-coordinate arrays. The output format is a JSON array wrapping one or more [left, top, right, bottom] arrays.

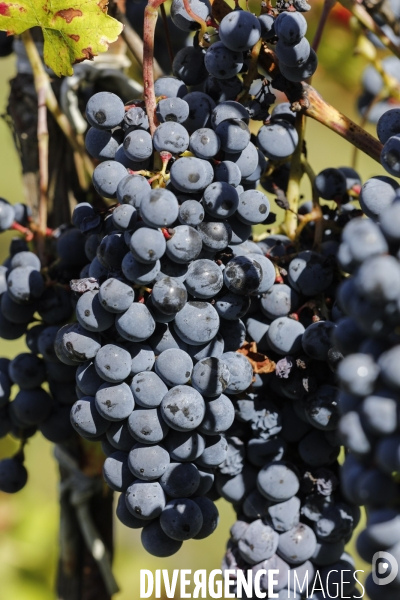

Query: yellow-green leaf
[[0, 0, 123, 77]]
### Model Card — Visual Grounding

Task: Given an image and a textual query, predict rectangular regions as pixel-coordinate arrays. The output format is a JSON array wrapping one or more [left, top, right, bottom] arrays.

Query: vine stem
[[119, 12, 164, 80], [312, 0, 337, 52], [340, 0, 400, 59], [20, 31, 49, 258], [20, 31, 93, 182], [283, 113, 305, 240], [144, 0, 167, 135], [301, 83, 383, 162], [36, 85, 48, 260]]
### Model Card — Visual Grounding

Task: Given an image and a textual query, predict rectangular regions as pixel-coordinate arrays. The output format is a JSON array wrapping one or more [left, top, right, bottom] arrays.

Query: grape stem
[[351, 99, 377, 169], [144, 0, 168, 135], [119, 12, 164, 80], [372, 57, 400, 101], [182, 0, 210, 46], [10, 221, 34, 242]]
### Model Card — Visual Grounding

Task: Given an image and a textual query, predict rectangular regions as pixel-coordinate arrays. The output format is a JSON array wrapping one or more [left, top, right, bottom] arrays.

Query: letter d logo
[[372, 552, 398, 586]]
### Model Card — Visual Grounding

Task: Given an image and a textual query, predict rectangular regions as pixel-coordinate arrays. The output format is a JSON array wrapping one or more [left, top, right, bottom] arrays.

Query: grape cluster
[[170, 2, 317, 98], [0, 228, 88, 492], [0, 82, 362, 572], [0, 0, 376, 583], [53, 75, 290, 555], [215, 265, 361, 598], [334, 109, 400, 600]]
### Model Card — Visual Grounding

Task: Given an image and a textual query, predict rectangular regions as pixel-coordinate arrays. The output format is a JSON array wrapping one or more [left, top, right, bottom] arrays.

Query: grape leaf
[[0, 0, 123, 77]]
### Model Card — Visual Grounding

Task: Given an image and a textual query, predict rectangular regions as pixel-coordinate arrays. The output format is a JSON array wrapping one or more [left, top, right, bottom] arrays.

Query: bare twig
[[54, 445, 119, 598]]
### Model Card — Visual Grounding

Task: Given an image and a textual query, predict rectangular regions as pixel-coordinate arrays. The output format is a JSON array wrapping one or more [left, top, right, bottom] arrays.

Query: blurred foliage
[[0, 0, 392, 595]]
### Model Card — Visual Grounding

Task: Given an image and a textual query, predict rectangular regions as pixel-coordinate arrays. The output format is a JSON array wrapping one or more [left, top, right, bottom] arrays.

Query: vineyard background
[[0, 2, 388, 596]]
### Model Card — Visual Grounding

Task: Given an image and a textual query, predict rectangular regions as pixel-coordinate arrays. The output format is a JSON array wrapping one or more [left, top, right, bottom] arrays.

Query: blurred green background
[[0, 3, 391, 597]]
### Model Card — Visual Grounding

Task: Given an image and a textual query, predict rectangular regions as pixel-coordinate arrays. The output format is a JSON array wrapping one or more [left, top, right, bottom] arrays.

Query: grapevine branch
[[36, 84, 48, 260], [21, 32, 49, 259], [20, 31, 93, 181], [300, 82, 383, 162], [55, 445, 119, 598], [258, 49, 384, 163]]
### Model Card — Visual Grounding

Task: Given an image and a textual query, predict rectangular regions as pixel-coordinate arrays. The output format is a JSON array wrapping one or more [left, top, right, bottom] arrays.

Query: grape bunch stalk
[[0, 0, 399, 597]]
